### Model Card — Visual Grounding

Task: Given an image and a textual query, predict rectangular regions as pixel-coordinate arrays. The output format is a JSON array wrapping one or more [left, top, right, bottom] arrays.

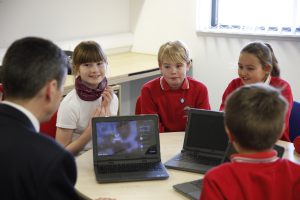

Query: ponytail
[[264, 43, 280, 77]]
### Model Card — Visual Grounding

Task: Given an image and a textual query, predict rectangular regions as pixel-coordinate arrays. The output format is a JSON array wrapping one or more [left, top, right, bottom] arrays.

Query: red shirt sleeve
[[140, 84, 166, 132]]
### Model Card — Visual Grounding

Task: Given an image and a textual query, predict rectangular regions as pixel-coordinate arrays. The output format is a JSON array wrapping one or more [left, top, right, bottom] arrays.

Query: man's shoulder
[[26, 131, 73, 162]]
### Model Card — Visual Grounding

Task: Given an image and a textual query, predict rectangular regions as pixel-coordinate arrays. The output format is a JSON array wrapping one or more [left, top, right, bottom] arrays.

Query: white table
[[75, 132, 300, 200]]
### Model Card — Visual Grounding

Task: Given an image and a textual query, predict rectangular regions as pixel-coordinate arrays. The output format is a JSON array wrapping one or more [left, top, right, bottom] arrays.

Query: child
[[200, 83, 300, 200], [56, 41, 119, 156], [220, 42, 293, 141], [138, 40, 210, 132]]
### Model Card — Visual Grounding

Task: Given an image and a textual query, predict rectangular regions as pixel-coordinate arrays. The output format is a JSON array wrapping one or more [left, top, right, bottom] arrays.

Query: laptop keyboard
[[97, 162, 162, 174], [176, 153, 221, 165]]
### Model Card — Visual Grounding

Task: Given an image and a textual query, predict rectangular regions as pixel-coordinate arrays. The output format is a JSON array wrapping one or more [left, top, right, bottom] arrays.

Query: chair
[[40, 111, 58, 138], [289, 101, 300, 142], [135, 96, 141, 115]]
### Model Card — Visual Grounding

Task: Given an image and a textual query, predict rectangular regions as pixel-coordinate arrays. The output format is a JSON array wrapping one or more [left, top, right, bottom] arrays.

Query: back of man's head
[[224, 83, 287, 151], [2, 37, 68, 100]]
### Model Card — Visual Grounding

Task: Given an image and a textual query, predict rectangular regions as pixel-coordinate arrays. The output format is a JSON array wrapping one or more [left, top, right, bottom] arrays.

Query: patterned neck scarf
[[75, 76, 107, 101]]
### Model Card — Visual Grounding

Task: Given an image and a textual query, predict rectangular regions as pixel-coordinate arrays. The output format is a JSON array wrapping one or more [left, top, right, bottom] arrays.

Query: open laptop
[[92, 114, 169, 183], [164, 108, 229, 173], [173, 143, 285, 200]]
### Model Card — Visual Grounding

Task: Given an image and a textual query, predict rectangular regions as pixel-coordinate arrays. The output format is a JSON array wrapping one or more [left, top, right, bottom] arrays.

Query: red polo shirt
[[200, 150, 300, 200], [140, 76, 210, 132]]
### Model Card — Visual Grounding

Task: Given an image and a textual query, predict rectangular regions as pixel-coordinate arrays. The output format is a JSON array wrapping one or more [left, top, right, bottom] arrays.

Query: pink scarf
[[75, 76, 107, 101]]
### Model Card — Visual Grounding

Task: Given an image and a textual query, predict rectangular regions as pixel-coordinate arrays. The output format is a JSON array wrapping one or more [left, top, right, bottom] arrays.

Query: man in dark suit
[[0, 37, 80, 200]]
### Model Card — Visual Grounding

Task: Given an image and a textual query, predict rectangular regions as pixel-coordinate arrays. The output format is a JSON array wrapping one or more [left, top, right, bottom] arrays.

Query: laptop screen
[[92, 115, 159, 160], [184, 109, 228, 154]]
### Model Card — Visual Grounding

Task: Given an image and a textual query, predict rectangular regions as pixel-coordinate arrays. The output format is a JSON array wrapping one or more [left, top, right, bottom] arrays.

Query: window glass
[[199, 0, 300, 35]]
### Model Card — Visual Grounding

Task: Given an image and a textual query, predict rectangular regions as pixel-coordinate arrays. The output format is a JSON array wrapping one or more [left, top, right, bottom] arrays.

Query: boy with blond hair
[[138, 40, 210, 132]]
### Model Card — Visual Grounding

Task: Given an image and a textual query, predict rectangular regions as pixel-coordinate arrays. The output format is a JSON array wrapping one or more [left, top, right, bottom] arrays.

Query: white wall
[[0, 0, 139, 115], [131, 0, 300, 110], [0, 0, 130, 48]]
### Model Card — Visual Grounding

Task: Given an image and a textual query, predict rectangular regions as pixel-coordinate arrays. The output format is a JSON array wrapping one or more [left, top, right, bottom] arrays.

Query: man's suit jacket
[[0, 103, 80, 200]]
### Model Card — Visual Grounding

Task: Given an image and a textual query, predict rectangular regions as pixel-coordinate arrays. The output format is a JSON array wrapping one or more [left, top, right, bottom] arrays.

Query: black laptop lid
[[183, 109, 228, 154], [92, 114, 160, 162], [221, 142, 285, 163]]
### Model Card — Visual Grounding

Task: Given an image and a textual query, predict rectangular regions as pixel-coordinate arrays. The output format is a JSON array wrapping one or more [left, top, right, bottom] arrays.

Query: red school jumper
[[200, 150, 300, 200], [140, 76, 210, 132], [219, 77, 293, 141]]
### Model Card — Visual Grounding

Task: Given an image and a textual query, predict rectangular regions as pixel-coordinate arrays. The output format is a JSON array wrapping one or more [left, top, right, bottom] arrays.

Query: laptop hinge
[[96, 158, 160, 165], [181, 149, 223, 158]]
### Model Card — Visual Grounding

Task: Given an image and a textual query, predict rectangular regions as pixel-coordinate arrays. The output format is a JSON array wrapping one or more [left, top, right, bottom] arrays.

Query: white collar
[[2, 101, 40, 132]]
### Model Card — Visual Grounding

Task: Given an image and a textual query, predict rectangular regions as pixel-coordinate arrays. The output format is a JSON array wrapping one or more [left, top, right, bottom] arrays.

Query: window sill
[[196, 29, 300, 42]]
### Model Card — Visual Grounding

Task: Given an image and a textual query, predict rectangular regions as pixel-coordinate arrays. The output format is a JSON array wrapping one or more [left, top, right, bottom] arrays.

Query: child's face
[[78, 61, 107, 89], [238, 52, 270, 85], [159, 59, 190, 90]]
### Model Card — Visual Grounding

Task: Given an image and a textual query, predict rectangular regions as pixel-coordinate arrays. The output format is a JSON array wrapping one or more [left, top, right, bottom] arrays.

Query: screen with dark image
[[186, 111, 228, 152], [95, 119, 157, 156]]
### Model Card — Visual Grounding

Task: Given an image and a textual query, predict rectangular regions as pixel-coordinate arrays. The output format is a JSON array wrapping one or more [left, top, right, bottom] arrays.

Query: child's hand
[[99, 86, 113, 116], [101, 86, 113, 108]]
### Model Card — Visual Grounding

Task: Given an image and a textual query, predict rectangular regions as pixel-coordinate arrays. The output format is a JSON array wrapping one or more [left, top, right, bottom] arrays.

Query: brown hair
[[158, 40, 192, 66], [72, 41, 107, 75], [224, 83, 287, 151], [241, 42, 280, 77]]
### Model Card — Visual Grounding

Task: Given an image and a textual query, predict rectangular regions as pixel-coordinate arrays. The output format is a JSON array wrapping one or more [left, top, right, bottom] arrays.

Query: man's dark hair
[[2, 37, 68, 99], [224, 83, 287, 150]]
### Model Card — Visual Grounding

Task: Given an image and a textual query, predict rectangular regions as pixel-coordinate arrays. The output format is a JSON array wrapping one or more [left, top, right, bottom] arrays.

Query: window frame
[[196, 0, 300, 40]]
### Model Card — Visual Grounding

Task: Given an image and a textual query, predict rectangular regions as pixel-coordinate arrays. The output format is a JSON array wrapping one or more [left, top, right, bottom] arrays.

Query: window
[[197, 0, 300, 36]]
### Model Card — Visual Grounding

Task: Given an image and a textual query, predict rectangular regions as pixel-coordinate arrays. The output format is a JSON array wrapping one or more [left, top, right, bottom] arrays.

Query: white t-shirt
[[56, 89, 119, 151]]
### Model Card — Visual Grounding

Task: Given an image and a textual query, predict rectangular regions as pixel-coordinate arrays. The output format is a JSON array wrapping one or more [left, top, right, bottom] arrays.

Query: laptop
[[91, 114, 169, 183], [164, 108, 229, 173], [173, 143, 285, 200]]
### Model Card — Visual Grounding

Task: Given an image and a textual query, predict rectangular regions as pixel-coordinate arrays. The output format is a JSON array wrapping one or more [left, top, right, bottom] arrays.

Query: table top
[[75, 132, 300, 200], [64, 52, 159, 95]]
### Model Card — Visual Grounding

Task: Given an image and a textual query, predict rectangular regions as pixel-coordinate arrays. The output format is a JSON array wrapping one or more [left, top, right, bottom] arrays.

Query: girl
[[56, 41, 119, 155], [138, 40, 210, 132], [220, 41, 293, 141]]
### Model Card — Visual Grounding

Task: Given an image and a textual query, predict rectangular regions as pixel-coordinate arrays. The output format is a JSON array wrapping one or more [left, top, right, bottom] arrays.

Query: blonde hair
[[158, 40, 192, 66], [72, 41, 107, 75]]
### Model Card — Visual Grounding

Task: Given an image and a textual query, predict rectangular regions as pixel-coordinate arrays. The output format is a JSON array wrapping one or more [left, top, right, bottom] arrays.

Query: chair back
[[40, 111, 58, 138], [289, 101, 300, 142]]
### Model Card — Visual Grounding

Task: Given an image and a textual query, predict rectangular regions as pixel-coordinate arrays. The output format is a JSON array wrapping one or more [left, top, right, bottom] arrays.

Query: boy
[[138, 40, 210, 132], [200, 83, 300, 200]]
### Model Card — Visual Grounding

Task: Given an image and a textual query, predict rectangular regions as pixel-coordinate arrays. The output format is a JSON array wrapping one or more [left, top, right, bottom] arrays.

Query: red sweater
[[140, 76, 210, 132], [200, 150, 300, 200], [220, 77, 293, 141]]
